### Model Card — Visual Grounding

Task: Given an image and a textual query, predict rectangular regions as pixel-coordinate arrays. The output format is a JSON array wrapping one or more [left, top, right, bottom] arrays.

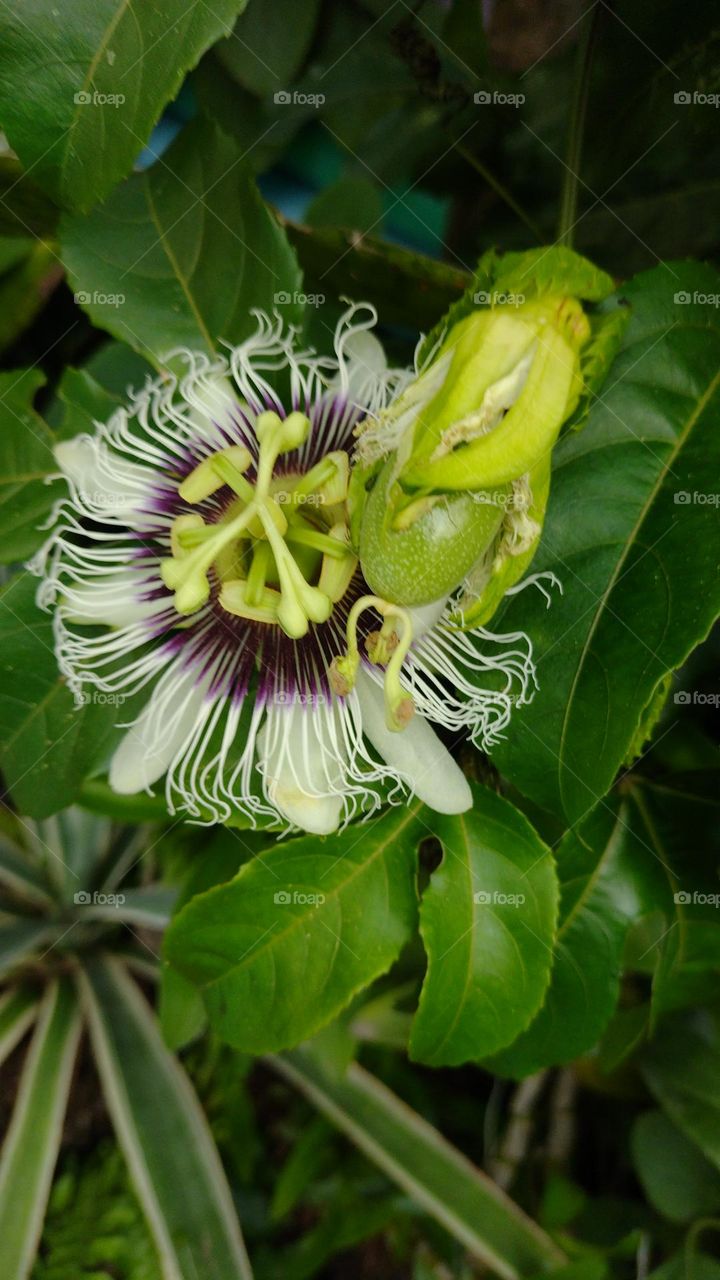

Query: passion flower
[[33, 305, 535, 834]]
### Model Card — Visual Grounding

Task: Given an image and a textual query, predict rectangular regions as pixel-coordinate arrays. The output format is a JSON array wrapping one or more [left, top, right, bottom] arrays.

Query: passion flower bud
[[355, 292, 591, 613], [401, 295, 590, 492]]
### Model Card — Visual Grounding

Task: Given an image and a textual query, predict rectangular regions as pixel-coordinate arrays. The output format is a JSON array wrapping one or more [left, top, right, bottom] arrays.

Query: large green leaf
[[0, 574, 118, 816], [631, 1109, 720, 1224], [0, 368, 65, 563], [271, 1049, 566, 1279], [0, 919, 55, 979], [409, 785, 558, 1066], [491, 262, 720, 824], [79, 955, 253, 1280], [642, 1015, 720, 1175], [0, 979, 82, 1280], [0, 0, 250, 211], [164, 804, 424, 1053], [485, 796, 667, 1077], [61, 118, 302, 368]]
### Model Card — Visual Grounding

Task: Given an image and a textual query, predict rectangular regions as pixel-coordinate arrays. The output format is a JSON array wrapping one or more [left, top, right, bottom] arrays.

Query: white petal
[[341, 329, 387, 399], [109, 665, 208, 794], [355, 671, 472, 814], [408, 597, 450, 638], [257, 701, 345, 834]]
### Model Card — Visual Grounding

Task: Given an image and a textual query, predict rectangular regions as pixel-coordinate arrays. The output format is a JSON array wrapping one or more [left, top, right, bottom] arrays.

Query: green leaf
[[641, 1016, 720, 1175], [0, 831, 54, 908], [216, 0, 321, 95], [0, 979, 82, 1280], [485, 797, 666, 1077], [492, 262, 720, 824], [0, 574, 118, 816], [0, 987, 38, 1065], [0, 0, 250, 211], [164, 804, 424, 1053], [0, 919, 55, 980], [61, 118, 302, 368], [0, 155, 59, 238], [409, 785, 558, 1066], [0, 368, 65, 563], [286, 219, 469, 330], [271, 1049, 566, 1279], [78, 955, 253, 1280], [632, 1109, 720, 1223], [83, 885, 178, 930]]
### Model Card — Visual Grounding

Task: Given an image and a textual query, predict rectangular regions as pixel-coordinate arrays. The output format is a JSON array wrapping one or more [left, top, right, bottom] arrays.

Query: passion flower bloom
[[33, 305, 536, 834]]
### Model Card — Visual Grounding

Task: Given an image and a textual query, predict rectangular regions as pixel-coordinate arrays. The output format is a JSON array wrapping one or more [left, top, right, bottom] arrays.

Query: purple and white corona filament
[[32, 305, 536, 834]]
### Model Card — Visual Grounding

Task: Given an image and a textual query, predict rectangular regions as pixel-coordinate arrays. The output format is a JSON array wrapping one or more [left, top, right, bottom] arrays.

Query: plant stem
[[454, 141, 545, 242], [557, 4, 602, 246]]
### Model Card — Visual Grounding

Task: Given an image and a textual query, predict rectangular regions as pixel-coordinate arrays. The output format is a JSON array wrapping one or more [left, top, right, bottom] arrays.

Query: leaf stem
[[557, 4, 602, 246], [454, 141, 545, 242]]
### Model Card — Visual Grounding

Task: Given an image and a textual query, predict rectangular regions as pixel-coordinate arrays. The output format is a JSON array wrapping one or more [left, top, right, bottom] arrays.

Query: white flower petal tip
[[355, 672, 472, 815], [109, 672, 209, 795], [267, 784, 343, 836]]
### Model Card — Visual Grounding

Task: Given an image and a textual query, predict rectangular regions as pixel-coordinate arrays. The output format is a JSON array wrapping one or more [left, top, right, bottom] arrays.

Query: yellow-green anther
[[179, 445, 252, 504], [320, 553, 358, 604], [162, 503, 258, 615], [170, 513, 206, 557], [220, 579, 282, 624]]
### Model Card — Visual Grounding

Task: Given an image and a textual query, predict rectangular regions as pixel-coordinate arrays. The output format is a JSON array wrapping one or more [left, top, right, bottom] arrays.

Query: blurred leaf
[[642, 1015, 720, 1174], [632, 1108, 720, 1223], [0, 987, 38, 1066], [0, 920, 56, 980], [61, 118, 302, 368], [306, 175, 383, 234], [492, 261, 720, 824], [0, 574, 119, 816], [0, 368, 64, 563], [215, 0, 321, 95], [0, 244, 60, 353], [0, 0, 250, 211], [79, 956, 253, 1279], [0, 156, 59, 238], [285, 219, 469, 329], [409, 785, 558, 1066], [486, 797, 666, 1077], [0, 979, 82, 1280], [272, 1048, 566, 1278], [164, 804, 424, 1053]]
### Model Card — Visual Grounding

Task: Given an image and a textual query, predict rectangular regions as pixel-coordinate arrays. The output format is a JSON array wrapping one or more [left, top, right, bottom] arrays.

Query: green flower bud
[[401, 296, 589, 492]]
